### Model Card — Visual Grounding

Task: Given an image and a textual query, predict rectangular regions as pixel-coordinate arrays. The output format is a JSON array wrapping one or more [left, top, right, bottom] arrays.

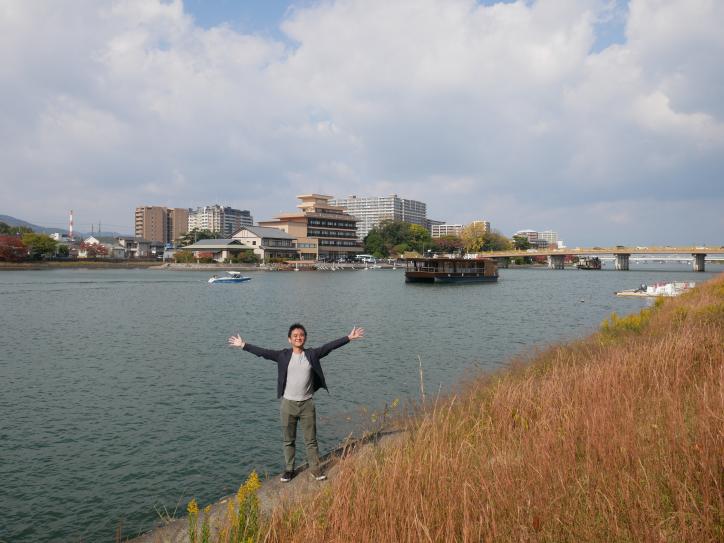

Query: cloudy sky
[[1, 0, 722, 245]]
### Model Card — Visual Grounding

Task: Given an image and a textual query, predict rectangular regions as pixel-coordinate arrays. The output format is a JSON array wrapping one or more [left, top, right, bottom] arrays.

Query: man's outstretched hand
[[348, 326, 365, 341], [228, 334, 246, 348]]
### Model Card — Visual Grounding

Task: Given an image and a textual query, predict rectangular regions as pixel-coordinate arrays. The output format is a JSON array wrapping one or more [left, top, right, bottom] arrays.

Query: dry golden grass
[[261, 274, 724, 542]]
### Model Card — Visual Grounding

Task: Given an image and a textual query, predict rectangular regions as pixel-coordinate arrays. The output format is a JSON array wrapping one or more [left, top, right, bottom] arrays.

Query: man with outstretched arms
[[228, 324, 365, 482]]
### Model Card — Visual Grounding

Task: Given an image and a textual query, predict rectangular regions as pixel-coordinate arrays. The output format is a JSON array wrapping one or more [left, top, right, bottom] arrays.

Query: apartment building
[[259, 194, 362, 261], [538, 230, 558, 245], [431, 220, 489, 239], [187, 205, 253, 238], [513, 229, 559, 248], [135, 206, 189, 244], [329, 194, 427, 240], [431, 224, 463, 238], [471, 220, 491, 233]]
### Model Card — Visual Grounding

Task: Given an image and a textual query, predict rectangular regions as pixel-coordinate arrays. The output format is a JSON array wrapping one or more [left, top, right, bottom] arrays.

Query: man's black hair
[[288, 323, 307, 337]]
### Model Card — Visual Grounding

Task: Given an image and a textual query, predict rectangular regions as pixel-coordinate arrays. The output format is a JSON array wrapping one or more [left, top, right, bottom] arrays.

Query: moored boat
[[576, 256, 602, 270], [208, 271, 252, 284], [405, 257, 498, 283], [615, 281, 694, 297]]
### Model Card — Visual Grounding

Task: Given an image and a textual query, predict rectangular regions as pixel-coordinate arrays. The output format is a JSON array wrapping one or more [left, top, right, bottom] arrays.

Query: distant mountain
[[0, 214, 65, 234], [0, 214, 130, 238]]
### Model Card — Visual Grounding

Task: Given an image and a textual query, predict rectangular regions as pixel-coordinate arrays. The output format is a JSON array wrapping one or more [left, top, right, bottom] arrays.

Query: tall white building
[[188, 205, 253, 238], [329, 195, 427, 239], [538, 230, 558, 244]]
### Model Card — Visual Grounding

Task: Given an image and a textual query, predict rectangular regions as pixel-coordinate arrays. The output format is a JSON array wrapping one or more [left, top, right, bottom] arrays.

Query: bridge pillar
[[496, 257, 510, 269], [548, 254, 565, 269], [692, 253, 705, 272], [614, 253, 630, 271]]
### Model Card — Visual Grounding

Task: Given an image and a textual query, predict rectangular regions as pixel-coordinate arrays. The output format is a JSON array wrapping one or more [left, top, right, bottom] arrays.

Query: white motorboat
[[208, 271, 252, 284]]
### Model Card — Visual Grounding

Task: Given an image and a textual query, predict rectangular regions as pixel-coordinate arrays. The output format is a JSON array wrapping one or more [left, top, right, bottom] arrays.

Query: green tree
[[481, 230, 512, 252], [407, 223, 432, 253], [512, 235, 532, 251], [363, 228, 388, 258], [231, 250, 260, 264], [174, 250, 195, 263], [21, 233, 57, 259], [176, 229, 219, 246], [363, 220, 432, 257]]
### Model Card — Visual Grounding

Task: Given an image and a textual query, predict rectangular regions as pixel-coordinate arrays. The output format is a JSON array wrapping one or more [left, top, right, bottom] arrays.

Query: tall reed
[[262, 274, 724, 542]]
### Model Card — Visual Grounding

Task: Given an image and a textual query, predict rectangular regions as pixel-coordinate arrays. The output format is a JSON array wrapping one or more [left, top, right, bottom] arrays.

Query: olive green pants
[[280, 397, 320, 472]]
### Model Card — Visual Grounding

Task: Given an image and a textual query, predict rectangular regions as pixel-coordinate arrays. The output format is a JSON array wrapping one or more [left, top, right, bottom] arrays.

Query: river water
[[0, 264, 718, 542]]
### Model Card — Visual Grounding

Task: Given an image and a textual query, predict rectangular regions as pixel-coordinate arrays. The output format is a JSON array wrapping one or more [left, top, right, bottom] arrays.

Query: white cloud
[[0, 0, 722, 244]]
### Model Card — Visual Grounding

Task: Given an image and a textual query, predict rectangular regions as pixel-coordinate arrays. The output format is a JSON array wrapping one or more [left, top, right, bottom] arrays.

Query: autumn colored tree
[[79, 242, 109, 258], [0, 235, 27, 261], [433, 235, 464, 253], [460, 225, 511, 253]]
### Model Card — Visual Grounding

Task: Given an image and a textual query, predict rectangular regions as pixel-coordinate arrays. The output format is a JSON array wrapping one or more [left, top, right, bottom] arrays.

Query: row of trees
[[362, 220, 514, 258], [0, 222, 64, 261]]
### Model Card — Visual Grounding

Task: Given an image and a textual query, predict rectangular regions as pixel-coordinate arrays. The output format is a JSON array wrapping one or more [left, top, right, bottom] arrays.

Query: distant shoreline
[[0, 260, 164, 271]]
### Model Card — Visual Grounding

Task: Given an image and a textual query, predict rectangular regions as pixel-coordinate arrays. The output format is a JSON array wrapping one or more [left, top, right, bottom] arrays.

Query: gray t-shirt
[[283, 351, 314, 401]]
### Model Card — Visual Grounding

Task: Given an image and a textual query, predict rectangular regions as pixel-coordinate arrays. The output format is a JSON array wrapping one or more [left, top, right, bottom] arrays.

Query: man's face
[[288, 328, 306, 349]]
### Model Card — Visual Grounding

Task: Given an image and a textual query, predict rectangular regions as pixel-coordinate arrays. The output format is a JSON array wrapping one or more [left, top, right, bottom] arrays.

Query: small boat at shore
[[616, 281, 695, 297], [405, 257, 498, 284], [208, 271, 251, 284], [576, 256, 602, 270]]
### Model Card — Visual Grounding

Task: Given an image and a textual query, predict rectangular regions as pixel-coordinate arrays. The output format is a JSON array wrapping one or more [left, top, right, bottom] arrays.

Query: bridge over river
[[480, 246, 724, 272]]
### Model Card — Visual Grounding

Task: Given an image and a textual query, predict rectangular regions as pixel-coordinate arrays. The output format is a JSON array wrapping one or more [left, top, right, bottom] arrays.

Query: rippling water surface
[[0, 265, 717, 541]]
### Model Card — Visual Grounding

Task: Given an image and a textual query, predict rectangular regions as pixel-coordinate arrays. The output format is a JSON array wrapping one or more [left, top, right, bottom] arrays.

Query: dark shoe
[[311, 468, 327, 481], [280, 470, 294, 482]]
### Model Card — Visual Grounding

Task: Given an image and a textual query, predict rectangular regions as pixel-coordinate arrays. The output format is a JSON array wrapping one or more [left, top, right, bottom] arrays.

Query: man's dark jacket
[[242, 336, 350, 398]]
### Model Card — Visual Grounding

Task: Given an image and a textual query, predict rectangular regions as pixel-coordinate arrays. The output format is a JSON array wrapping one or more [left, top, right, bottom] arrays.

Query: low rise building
[[179, 238, 253, 263], [117, 237, 153, 258], [232, 226, 297, 262]]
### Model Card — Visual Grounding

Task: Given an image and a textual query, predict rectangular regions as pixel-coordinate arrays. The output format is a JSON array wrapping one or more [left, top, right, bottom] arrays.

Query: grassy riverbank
[[255, 274, 723, 542]]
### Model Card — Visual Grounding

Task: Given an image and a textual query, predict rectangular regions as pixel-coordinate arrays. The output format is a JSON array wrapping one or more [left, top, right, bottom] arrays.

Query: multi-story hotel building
[[187, 205, 253, 238], [259, 194, 362, 261], [135, 206, 189, 243], [329, 195, 427, 240]]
